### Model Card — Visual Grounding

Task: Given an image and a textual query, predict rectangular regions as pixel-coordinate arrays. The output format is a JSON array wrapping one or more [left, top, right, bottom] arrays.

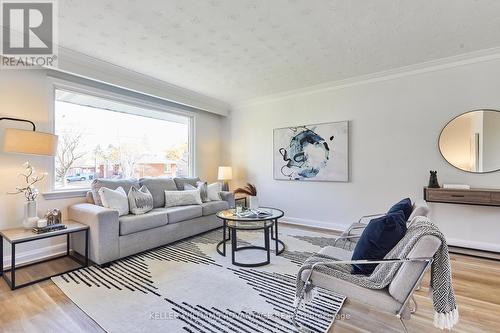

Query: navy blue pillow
[[387, 198, 412, 221], [351, 211, 407, 275]]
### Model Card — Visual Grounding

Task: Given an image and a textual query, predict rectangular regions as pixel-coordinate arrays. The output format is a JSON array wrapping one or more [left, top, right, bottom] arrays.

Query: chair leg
[[398, 317, 409, 333], [292, 268, 316, 333], [409, 295, 418, 314]]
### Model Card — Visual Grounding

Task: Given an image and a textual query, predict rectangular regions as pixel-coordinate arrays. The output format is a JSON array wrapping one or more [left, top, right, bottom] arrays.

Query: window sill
[[42, 189, 89, 200]]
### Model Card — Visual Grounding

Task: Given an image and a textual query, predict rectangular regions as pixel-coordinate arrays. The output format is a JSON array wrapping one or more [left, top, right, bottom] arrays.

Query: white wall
[[228, 58, 500, 252], [1, 70, 225, 266], [482, 111, 500, 172]]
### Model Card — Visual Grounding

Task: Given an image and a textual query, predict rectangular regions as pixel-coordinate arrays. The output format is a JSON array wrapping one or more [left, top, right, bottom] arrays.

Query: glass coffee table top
[[216, 208, 284, 222]]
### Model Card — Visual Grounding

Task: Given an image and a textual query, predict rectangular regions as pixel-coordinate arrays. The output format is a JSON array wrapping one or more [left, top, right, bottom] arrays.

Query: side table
[[0, 220, 89, 290]]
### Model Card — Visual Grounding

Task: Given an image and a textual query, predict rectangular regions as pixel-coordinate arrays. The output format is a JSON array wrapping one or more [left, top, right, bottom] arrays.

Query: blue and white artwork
[[273, 121, 348, 182]]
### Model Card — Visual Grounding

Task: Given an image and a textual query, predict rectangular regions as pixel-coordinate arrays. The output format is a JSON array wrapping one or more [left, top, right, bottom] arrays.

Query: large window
[[54, 89, 192, 190]]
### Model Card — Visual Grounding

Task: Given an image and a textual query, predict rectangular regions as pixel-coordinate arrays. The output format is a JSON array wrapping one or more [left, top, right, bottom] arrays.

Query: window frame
[[45, 78, 196, 198]]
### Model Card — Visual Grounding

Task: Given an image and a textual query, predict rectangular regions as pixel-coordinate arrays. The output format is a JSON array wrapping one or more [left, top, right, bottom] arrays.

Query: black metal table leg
[[265, 227, 270, 263], [274, 219, 279, 255], [11, 243, 15, 290], [231, 228, 237, 265], [271, 218, 285, 255], [67, 233, 70, 256], [85, 229, 89, 267], [223, 219, 227, 256]]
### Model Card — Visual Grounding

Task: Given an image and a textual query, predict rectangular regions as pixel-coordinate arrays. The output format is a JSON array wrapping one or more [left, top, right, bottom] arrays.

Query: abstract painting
[[273, 121, 348, 181]]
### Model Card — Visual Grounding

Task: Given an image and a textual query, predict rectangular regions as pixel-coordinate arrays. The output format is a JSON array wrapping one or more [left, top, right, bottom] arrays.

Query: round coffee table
[[216, 207, 285, 267]]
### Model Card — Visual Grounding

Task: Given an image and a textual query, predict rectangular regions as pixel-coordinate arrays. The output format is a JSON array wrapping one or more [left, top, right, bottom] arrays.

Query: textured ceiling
[[58, 0, 500, 104]]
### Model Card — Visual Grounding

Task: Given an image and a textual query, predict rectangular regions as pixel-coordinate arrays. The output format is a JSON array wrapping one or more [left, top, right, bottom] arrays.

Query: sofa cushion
[[201, 201, 229, 216], [119, 208, 169, 236], [351, 211, 407, 275], [91, 178, 139, 206], [164, 205, 202, 224], [300, 268, 403, 314], [139, 177, 177, 208], [318, 245, 353, 261], [173, 177, 200, 191]]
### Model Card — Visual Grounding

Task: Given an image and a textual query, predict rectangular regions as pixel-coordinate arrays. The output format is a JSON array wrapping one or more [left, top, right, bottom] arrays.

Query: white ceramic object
[[23, 201, 39, 229], [248, 196, 259, 210], [37, 218, 48, 228]]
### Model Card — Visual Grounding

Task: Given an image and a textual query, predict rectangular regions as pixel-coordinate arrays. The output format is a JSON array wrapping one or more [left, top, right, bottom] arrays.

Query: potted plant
[[234, 183, 259, 209], [8, 162, 46, 229]]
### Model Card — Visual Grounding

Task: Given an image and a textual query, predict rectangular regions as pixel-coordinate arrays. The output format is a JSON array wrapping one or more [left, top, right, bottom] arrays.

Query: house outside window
[[54, 88, 192, 190]]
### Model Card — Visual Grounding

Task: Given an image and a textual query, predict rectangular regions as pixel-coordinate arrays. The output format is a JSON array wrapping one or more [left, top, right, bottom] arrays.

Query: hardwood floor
[[328, 253, 500, 333], [1, 246, 499, 332]]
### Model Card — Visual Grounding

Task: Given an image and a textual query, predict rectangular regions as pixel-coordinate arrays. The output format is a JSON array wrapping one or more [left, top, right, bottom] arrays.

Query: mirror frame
[[438, 109, 500, 174]]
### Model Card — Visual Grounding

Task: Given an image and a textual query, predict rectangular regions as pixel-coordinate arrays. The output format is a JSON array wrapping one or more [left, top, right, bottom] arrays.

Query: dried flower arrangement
[[234, 183, 257, 196], [8, 162, 47, 201]]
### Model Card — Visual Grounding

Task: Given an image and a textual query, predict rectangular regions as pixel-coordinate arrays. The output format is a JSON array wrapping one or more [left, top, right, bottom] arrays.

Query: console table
[[0, 221, 89, 290], [424, 187, 500, 206]]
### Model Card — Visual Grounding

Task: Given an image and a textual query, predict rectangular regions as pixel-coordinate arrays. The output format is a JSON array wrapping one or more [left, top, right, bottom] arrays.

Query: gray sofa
[[69, 177, 235, 266]]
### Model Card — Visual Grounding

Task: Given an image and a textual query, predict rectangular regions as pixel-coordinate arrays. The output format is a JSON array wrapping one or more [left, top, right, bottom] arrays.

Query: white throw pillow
[[128, 186, 154, 215], [185, 181, 209, 202], [207, 182, 222, 201], [98, 186, 129, 216], [165, 189, 202, 208]]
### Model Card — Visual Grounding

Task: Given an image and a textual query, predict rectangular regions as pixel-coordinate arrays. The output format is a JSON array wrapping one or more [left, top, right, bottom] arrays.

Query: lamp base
[[221, 181, 229, 192]]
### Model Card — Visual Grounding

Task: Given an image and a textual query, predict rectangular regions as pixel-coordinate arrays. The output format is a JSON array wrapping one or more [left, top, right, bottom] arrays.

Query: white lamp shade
[[3, 128, 58, 156], [217, 166, 232, 180]]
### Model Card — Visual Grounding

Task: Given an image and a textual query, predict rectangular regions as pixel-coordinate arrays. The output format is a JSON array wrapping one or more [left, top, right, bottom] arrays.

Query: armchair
[[294, 233, 441, 333], [293, 257, 432, 333], [333, 200, 430, 250]]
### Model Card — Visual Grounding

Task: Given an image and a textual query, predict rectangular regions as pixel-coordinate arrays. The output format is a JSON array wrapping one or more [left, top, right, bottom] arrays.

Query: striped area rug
[[52, 225, 345, 333]]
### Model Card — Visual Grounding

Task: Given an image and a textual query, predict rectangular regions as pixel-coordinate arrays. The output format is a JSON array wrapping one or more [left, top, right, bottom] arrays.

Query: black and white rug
[[52, 225, 346, 333]]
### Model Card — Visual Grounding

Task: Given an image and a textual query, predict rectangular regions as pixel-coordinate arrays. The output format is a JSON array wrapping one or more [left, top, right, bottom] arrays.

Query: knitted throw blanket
[[295, 217, 459, 330]]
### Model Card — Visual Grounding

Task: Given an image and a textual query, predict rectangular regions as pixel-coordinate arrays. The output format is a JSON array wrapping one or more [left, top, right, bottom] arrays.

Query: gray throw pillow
[[139, 177, 177, 208], [173, 177, 201, 191], [128, 186, 154, 215], [185, 181, 208, 202]]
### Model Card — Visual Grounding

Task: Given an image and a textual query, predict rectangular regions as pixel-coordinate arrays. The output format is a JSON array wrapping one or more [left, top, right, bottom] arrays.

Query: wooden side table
[[0, 221, 89, 290]]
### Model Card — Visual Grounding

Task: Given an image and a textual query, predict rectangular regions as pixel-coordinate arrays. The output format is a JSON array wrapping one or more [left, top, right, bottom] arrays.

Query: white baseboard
[[446, 238, 500, 253], [281, 216, 347, 232], [2, 242, 67, 269], [281, 217, 500, 254]]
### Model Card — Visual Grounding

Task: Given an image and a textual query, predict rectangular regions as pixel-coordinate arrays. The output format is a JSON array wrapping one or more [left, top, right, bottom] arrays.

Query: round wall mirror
[[439, 109, 500, 173]]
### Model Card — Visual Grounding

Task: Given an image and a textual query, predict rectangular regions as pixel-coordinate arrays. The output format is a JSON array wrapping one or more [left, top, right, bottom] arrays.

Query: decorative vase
[[23, 200, 39, 229], [248, 196, 259, 210]]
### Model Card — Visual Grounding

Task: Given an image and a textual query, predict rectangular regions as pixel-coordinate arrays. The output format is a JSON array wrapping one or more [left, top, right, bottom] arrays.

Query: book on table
[[236, 209, 272, 218], [32, 223, 67, 234]]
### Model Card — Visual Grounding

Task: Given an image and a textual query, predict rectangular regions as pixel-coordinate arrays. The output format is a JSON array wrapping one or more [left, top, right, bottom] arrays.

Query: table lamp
[[217, 166, 232, 191]]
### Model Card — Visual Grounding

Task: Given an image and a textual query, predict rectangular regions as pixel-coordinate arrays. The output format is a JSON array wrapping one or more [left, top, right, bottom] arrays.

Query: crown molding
[[56, 47, 230, 116], [234, 47, 500, 109]]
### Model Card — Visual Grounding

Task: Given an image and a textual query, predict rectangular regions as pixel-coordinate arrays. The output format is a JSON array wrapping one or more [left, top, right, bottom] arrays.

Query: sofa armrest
[[68, 203, 120, 265], [220, 191, 235, 208]]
